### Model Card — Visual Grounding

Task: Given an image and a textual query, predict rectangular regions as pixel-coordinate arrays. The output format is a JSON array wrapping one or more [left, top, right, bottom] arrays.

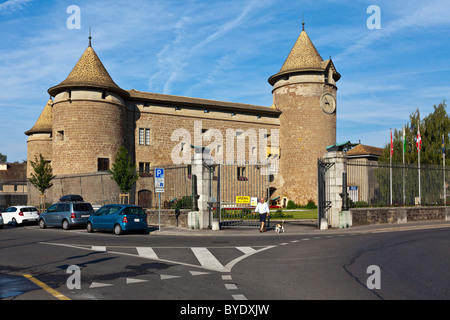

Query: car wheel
[[114, 224, 123, 235], [39, 219, 46, 229], [62, 219, 70, 230], [86, 222, 94, 233], [11, 218, 18, 227]]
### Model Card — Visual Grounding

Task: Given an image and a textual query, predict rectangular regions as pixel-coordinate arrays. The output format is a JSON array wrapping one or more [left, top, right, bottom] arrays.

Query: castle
[[25, 25, 339, 207]]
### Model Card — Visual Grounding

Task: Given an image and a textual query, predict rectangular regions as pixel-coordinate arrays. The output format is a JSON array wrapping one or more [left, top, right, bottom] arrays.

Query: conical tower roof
[[268, 27, 340, 85], [25, 98, 53, 136], [48, 42, 128, 98]]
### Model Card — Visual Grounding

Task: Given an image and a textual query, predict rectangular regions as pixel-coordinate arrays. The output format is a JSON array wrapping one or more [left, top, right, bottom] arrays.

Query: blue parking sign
[[155, 168, 164, 178]]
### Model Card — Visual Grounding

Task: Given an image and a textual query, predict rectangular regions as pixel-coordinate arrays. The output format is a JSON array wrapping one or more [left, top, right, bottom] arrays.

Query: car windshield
[[123, 207, 146, 215], [73, 203, 93, 211]]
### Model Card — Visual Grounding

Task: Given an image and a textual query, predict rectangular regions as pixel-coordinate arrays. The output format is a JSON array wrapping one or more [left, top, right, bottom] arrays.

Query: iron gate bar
[[216, 162, 270, 228]]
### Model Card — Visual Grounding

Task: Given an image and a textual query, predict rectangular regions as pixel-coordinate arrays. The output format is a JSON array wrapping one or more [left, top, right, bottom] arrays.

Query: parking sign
[[155, 168, 164, 192]]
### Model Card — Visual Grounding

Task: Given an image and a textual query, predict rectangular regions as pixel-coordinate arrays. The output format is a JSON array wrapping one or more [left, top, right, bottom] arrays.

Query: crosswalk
[[39, 242, 275, 273]]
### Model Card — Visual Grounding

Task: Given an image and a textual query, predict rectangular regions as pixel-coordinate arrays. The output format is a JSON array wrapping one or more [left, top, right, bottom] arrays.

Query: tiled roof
[[347, 144, 384, 157], [24, 98, 53, 136], [48, 45, 128, 98]]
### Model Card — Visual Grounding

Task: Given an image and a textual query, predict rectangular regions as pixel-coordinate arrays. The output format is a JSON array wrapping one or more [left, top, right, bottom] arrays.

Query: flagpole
[[418, 119, 421, 206], [403, 125, 405, 206], [390, 128, 393, 206], [443, 134, 446, 206]]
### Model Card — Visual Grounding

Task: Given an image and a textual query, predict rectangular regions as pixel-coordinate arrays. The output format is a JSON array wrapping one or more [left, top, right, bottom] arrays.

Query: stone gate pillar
[[323, 150, 347, 228]]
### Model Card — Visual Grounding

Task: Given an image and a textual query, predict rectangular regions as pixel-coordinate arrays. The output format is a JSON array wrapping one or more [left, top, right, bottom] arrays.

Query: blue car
[[87, 204, 148, 235]]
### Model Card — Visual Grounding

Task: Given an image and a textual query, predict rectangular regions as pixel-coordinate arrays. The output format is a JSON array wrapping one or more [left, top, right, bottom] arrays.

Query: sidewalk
[[148, 219, 450, 236]]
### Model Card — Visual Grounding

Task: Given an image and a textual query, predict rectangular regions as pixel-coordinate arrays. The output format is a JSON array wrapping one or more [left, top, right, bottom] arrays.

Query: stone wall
[[350, 206, 450, 226], [146, 208, 190, 228]]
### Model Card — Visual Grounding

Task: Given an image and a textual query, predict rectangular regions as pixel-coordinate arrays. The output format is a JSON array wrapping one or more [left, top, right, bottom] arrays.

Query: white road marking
[[136, 247, 158, 260], [236, 247, 256, 254], [191, 247, 224, 271]]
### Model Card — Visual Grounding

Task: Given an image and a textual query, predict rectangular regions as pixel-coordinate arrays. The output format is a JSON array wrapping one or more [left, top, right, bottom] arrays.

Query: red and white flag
[[416, 126, 422, 153], [390, 129, 394, 157]]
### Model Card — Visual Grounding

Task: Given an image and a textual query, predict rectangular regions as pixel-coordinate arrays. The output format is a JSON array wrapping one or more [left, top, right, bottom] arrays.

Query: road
[[1, 221, 450, 304]]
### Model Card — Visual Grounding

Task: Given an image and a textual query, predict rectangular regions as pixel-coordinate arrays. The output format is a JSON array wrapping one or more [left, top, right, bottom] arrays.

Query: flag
[[443, 135, 445, 154], [390, 129, 394, 157], [416, 125, 422, 153], [403, 126, 406, 155]]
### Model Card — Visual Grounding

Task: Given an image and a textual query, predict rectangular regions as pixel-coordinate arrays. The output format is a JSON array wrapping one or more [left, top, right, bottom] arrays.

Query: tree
[[109, 146, 139, 196], [28, 154, 55, 210], [0, 153, 6, 163], [380, 100, 449, 166]]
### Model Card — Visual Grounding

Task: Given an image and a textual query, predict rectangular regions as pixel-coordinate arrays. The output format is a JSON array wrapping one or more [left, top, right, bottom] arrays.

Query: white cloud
[[0, 0, 32, 14]]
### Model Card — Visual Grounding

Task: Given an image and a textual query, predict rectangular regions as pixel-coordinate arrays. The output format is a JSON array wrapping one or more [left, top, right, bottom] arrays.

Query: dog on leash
[[275, 221, 285, 233]]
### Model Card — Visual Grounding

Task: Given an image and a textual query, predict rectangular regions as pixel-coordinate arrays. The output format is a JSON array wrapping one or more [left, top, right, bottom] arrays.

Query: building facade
[[25, 26, 339, 207]]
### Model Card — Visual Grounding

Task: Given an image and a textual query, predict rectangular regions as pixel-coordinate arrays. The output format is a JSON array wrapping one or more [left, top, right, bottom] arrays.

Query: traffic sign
[[155, 168, 165, 191]]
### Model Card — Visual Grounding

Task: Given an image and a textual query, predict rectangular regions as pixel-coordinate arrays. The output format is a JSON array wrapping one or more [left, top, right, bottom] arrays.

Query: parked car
[[87, 204, 148, 235], [1, 206, 39, 226], [39, 201, 94, 230], [0, 212, 3, 229]]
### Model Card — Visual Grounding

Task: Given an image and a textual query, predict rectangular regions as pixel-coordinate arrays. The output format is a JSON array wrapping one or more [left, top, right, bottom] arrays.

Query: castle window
[[97, 158, 109, 172], [56, 130, 64, 142], [139, 162, 151, 174], [102, 91, 106, 99], [139, 128, 151, 146]]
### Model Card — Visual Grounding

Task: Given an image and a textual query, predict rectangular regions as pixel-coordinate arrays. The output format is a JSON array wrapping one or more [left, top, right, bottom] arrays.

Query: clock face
[[320, 93, 336, 114]]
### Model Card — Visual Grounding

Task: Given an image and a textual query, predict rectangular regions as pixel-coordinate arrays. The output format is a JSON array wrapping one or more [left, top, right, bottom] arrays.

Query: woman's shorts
[[259, 213, 267, 222]]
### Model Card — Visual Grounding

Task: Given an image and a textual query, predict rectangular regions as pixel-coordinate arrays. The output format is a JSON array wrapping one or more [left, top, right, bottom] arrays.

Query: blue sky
[[1, 0, 449, 162]]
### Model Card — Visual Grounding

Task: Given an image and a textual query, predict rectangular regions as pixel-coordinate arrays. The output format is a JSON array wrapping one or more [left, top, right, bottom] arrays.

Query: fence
[[136, 164, 193, 209], [347, 160, 450, 207], [27, 165, 194, 210]]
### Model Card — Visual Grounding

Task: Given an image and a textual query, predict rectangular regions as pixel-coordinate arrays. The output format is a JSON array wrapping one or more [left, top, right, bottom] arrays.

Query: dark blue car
[[87, 204, 148, 235]]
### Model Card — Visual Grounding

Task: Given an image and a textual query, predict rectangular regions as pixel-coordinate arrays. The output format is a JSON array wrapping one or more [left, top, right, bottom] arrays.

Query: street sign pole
[[155, 168, 165, 232]]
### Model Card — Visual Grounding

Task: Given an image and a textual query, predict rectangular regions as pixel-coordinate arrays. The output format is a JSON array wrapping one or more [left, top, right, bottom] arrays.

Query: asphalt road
[[1, 221, 450, 304]]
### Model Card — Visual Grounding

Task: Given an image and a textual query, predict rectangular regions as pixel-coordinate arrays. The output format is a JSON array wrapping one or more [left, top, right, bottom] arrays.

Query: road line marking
[[126, 278, 148, 284], [136, 247, 158, 260], [233, 294, 248, 300], [191, 247, 224, 271], [236, 246, 256, 254], [161, 274, 181, 280], [291, 240, 299, 243], [190, 271, 210, 276], [225, 284, 238, 290], [89, 282, 113, 288], [222, 275, 232, 280], [91, 246, 106, 251], [23, 274, 70, 300]]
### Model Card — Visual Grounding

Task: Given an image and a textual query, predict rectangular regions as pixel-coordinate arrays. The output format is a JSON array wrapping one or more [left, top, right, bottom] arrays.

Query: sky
[[1, 0, 449, 162]]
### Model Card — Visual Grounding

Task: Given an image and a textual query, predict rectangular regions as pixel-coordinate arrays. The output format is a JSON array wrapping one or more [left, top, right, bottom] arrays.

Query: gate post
[[191, 146, 213, 229], [323, 151, 347, 228]]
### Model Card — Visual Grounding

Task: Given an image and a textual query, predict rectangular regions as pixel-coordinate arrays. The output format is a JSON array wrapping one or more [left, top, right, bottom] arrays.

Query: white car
[[2, 206, 39, 226]]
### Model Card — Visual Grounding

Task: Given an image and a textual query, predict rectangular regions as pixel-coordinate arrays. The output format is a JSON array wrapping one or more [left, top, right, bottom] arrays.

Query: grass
[[269, 208, 318, 220]]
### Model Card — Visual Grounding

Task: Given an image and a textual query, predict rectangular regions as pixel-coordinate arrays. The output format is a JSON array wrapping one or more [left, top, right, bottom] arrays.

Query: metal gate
[[210, 162, 270, 228], [317, 158, 334, 228]]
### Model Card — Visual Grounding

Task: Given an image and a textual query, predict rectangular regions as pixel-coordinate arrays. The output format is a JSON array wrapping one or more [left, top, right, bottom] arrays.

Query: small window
[[139, 128, 151, 146], [139, 128, 144, 145], [139, 162, 151, 174], [145, 129, 150, 145], [98, 158, 109, 171], [57, 130, 64, 142]]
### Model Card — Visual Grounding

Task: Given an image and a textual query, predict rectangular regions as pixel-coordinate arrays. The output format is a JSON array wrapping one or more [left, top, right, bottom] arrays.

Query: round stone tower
[[47, 38, 129, 176], [268, 25, 340, 205], [25, 97, 53, 178]]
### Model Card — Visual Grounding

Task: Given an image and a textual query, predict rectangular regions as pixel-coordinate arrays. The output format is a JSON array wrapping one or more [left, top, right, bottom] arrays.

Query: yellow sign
[[236, 196, 250, 204]]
